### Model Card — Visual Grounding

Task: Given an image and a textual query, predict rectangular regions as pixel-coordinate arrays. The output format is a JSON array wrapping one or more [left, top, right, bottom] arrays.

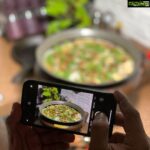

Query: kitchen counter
[[0, 38, 22, 116], [0, 36, 150, 139]]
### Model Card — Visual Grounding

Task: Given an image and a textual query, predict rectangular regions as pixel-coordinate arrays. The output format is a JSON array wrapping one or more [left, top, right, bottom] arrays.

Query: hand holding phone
[[89, 91, 150, 150], [6, 103, 75, 150], [21, 80, 116, 137]]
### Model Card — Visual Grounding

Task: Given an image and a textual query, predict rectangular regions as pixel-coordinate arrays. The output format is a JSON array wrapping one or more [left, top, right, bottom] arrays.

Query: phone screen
[[35, 84, 94, 135], [21, 80, 116, 136]]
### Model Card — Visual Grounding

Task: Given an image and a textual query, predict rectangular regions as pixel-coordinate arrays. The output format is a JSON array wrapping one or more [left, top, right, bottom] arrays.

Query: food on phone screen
[[41, 104, 82, 123]]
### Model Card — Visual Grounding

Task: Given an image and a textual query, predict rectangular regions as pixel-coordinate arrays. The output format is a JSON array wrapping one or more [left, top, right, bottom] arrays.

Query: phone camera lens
[[30, 85, 33, 88]]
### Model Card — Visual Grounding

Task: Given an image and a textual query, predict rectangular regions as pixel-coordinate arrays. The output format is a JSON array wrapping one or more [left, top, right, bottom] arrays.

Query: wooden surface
[[0, 37, 150, 137]]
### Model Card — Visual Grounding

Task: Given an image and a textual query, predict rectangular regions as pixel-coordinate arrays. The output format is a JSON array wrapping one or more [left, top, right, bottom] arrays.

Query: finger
[[114, 91, 137, 116], [41, 132, 75, 144], [115, 112, 125, 126], [25, 129, 42, 150], [11, 130, 24, 150], [43, 143, 69, 150], [33, 127, 60, 136], [36, 130, 60, 144], [109, 132, 125, 143], [35, 127, 58, 134], [6, 103, 21, 128], [58, 134, 75, 143], [114, 91, 146, 139], [35, 127, 75, 143], [89, 112, 109, 150]]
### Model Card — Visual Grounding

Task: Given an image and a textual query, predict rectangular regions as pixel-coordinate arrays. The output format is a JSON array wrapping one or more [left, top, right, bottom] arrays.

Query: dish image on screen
[[34, 85, 93, 134], [41, 104, 82, 123]]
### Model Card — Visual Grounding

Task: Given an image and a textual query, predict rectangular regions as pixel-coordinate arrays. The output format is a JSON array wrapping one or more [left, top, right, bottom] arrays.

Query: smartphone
[[21, 80, 116, 137]]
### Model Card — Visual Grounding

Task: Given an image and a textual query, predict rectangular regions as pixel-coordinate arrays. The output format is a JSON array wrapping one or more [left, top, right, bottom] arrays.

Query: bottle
[[3, 0, 25, 40], [16, 0, 43, 36]]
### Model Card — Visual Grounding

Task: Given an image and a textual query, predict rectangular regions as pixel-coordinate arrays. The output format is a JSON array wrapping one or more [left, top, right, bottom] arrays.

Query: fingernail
[[95, 112, 108, 122]]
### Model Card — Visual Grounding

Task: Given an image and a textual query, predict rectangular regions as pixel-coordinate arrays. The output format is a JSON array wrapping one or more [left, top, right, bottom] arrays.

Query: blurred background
[[0, 0, 150, 149]]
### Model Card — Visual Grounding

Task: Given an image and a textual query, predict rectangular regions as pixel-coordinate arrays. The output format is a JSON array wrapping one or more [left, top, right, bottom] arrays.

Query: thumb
[[6, 103, 22, 128], [89, 112, 109, 150]]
